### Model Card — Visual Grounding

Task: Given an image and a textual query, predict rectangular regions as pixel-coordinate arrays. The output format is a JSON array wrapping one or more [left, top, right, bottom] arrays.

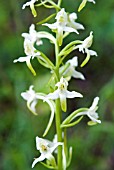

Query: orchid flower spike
[[61, 56, 85, 81], [22, 0, 38, 17], [78, 0, 96, 12], [43, 8, 79, 46], [32, 136, 62, 168], [76, 31, 97, 67], [45, 77, 83, 112], [22, 24, 43, 46], [74, 97, 101, 124], [13, 39, 40, 76]]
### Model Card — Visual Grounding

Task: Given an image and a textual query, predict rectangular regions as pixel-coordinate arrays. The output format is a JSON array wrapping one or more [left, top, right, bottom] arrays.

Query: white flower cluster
[[17, 1, 101, 169]]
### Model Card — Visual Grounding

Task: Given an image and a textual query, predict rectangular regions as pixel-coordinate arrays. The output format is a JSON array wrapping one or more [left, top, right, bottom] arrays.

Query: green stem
[[55, 99, 63, 170], [55, 38, 63, 169], [64, 128, 67, 159]]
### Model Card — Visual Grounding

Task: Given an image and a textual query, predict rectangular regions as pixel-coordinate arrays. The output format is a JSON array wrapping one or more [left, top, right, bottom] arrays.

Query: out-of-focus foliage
[[0, 0, 114, 170]]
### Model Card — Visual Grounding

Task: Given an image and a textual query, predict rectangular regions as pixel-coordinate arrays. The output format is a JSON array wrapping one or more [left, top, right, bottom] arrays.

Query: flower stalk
[[14, 0, 101, 169]]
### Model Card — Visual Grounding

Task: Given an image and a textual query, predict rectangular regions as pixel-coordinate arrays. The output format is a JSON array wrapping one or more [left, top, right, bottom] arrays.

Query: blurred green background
[[0, 0, 114, 170]]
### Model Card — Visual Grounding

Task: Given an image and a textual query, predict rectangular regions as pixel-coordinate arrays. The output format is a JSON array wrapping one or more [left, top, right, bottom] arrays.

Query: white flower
[[22, 24, 43, 46], [43, 8, 79, 46], [76, 32, 97, 67], [46, 77, 83, 112], [13, 39, 40, 75], [21, 85, 38, 114], [21, 85, 55, 136], [78, 0, 95, 12], [67, 12, 84, 32], [61, 56, 85, 80], [75, 97, 101, 124], [32, 136, 62, 168], [22, 0, 38, 17]]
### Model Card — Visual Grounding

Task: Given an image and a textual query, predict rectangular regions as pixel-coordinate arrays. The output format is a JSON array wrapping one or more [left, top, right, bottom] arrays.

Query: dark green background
[[0, 0, 114, 170]]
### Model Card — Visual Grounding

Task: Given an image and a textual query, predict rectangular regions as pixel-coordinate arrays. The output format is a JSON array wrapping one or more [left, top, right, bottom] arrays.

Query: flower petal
[[72, 70, 85, 80], [89, 97, 99, 110], [89, 49, 97, 56], [46, 90, 59, 100], [59, 92, 67, 112], [13, 56, 28, 63], [87, 113, 101, 123], [32, 155, 45, 168], [63, 26, 79, 34], [66, 90, 83, 98]]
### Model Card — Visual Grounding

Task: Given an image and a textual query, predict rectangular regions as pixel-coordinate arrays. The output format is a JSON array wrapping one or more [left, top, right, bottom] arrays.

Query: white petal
[[36, 136, 48, 151], [63, 26, 79, 34], [46, 90, 59, 100], [72, 22, 85, 30], [13, 56, 28, 63], [69, 12, 77, 20], [50, 142, 63, 154], [88, 0, 96, 4], [30, 100, 37, 113], [32, 155, 45, 168], [89, 97, 99, 110], [67, 56, 78, 67], [66, 90, 83, 98], [21, 33, 30, 39], [21, 92, 31, 101], [43, 23, 57, 30], [87, 113, 101, 123], [89, 50, 98, 56], [22, 2, 30, 9], [72, 70, 85, 80]]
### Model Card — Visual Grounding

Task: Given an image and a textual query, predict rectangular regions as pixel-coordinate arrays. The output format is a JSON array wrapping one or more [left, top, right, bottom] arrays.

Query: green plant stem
[[55, 38, 63, 170], [64, 128, 67, 158], [55, 99, 63, 170]]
